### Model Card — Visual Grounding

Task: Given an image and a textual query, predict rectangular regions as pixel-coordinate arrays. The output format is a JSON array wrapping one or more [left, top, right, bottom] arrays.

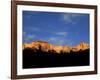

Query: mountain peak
[[23, 41, 89, 54], [78, 42, 89, 48], [72, 42, 89, 52], [31, 40, 49, 45], [79, 42, 89, 45], [34, 40, 48, 43]]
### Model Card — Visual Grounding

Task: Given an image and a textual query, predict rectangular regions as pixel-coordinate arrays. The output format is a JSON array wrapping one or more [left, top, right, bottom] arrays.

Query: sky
[[23, 11, 89, 46]]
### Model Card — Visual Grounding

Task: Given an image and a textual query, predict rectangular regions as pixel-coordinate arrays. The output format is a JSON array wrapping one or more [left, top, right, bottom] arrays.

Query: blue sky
[[23, 11, 89, 46]]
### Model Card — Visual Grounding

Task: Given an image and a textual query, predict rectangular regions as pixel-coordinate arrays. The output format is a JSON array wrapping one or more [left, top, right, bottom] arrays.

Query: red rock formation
[[72, 42, 89, 52], [23, 41, 89, 54]]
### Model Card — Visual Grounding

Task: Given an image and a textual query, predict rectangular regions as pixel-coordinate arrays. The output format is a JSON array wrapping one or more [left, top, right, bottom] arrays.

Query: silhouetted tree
[[60, 50, 64, 54], [38, 45, 42, 51]]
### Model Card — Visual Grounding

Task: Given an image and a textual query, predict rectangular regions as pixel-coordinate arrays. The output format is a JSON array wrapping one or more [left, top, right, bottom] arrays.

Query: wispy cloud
[[61, 13, 80, 24], [26, 27, 40, 32], [48, 37, 57, 41], [32, 27, 40, 31], [48, 37, 66, 45], [23, 31, 26, 34], [26, 34, 36, 40], [55, 32, 67, 36], [48, 36, 74, 46]]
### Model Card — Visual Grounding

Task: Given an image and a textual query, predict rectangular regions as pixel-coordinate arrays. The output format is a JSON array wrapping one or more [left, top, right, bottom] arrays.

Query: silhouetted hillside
[[23, 45, 90, 69]]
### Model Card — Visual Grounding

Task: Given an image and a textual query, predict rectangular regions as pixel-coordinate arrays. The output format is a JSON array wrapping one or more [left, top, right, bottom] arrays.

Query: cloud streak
[[48, 37, 64, 45], [25, 34, 36, 40], [61, 13, 81, 24], [55, 32, 67, 36], [48, 37, 70, 46], [32, 27, 40, 31]]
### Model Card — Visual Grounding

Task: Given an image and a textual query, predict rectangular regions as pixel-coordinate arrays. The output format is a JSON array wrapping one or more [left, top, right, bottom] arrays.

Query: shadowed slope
[[23, 41, 90, 68]]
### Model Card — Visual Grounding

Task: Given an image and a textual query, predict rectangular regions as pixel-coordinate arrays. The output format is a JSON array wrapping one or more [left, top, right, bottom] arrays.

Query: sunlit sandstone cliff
[[23, 41, 89, 54]]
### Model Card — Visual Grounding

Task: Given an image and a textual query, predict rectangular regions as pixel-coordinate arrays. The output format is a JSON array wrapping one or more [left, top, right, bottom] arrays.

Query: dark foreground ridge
[[23, 47, 90, 69]]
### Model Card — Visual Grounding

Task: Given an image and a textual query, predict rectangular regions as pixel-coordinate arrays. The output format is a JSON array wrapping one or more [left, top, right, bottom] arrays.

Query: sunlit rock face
[[23, 41, 89, 54], [72, 42, 89, 52]]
